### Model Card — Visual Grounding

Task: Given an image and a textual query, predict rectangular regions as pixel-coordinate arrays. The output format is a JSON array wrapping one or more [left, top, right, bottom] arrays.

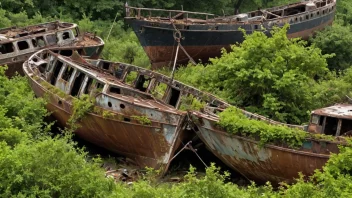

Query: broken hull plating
[[24, 63, 186, 173], [190, 111, 340, 184], [126, 7, 335, 68]]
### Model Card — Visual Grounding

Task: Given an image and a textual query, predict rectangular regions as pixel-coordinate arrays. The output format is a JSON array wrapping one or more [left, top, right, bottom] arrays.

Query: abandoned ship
[[189, 107, 347, 184], [0, 21, 104, 76], [125, 0, 336, 68], [23, 49, 349, 184]]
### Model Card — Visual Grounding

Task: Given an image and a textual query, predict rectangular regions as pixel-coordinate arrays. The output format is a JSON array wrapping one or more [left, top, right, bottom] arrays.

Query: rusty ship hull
[[125, 0, 336, 68], [189, 111, 341, 184], [1, 21, 104, 76], [23, 49, 187, 173]]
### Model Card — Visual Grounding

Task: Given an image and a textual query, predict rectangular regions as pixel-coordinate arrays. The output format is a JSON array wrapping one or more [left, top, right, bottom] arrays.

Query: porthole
[[108, 102, 112, 107], [120, 104, 125, 109]]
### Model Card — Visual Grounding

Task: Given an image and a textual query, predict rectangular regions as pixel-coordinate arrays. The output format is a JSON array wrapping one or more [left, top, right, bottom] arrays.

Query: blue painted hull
[[125, 5, 336, 68]]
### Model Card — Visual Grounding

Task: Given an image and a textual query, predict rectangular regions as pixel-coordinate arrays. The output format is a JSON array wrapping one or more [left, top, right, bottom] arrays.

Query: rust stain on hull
[[144, 45, 229, 69]]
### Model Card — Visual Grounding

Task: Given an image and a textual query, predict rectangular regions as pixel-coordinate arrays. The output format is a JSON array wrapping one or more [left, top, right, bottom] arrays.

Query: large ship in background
[[125, 0, 336, 69]]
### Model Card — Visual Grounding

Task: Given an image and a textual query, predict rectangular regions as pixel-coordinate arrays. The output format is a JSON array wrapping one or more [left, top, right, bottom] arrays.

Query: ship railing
[[125, 6, 215, 21]]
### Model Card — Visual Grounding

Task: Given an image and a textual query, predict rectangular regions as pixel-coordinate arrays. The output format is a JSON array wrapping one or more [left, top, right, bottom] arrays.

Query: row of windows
[[290, 6, 334, 24], [0, 31, 74, 55]]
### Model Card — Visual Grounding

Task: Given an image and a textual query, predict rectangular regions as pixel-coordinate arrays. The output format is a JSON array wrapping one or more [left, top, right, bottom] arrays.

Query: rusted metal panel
[[189, 111, 341, 184], [312, 104, 352, 120]]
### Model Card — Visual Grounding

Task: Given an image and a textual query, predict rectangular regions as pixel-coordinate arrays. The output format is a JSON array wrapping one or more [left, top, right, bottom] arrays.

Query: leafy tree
[[311, 24, 352, 72], [336, 0, 352, 26], [0, 137, 115, 197], [198, 25, 331, 124], [0, 9, 11, 28]]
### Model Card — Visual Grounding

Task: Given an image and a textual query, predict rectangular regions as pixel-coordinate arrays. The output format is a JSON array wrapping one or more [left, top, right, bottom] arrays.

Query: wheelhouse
[[308, 104, 352, 136]]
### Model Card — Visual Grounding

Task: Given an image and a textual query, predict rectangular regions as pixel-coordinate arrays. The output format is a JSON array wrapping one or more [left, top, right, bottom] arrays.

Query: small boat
[[22, 49, 226, 173], [125, 0, 336, 68], [188, 103, 349, 184], [0, 21, 104, 76]]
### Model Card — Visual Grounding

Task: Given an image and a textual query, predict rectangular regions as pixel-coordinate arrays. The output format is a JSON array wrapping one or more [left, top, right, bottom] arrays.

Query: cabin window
[[32, 36, 45, 48], [42, 52, 49, 60], [340, 119, 352, 136], [312, 115, 324, 125], [38, 63, 47, 73], [168, 88, 180, 107], [46, 34, 58, 45], [62, 31, 71, 40], [311, 13, 314, 18], [50, 60, 63, 85], [135, 75, 150, 92], [70, 72, 86, 97], [0, 43, 14, 54], [59, 50, 73, 57], [90, 81, 105, 94], [83, 77, 94, 94], [96, 82, 104, 89], [317, 11, 320, 16], [114, 65, 125, 79], [109, 86, 121, 94], [18, 32, 28, 37], [254, 25, 258, 29], [102, 62, 110, 70], [306, 15, 309, 20], [125, 71, 138, 86], [311, 115, 320, 125], [62, 66, 74, 82], [32, 39, 37, 48], [35, 36, 45, 47], [74, 27, 79, 37], [17, 40, 29, 50], [324, 117, 338, 136], [152, 82, 168, 100]]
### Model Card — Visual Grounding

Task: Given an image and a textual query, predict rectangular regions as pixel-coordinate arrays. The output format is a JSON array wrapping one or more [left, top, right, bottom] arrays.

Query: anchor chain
[[170, 22, 197, 81]]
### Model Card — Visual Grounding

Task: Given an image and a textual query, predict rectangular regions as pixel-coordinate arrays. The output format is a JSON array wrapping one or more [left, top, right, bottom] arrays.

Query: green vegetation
[[39, 79, 70, 99], [179, 95, 206, 111], [131, 115, 152, 125], [218, 107, 338, 148], [219, 107, 308, 147], [102, 110, 115, 119], [68, 94, 95, 130], [125, 71, 138, 86]]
